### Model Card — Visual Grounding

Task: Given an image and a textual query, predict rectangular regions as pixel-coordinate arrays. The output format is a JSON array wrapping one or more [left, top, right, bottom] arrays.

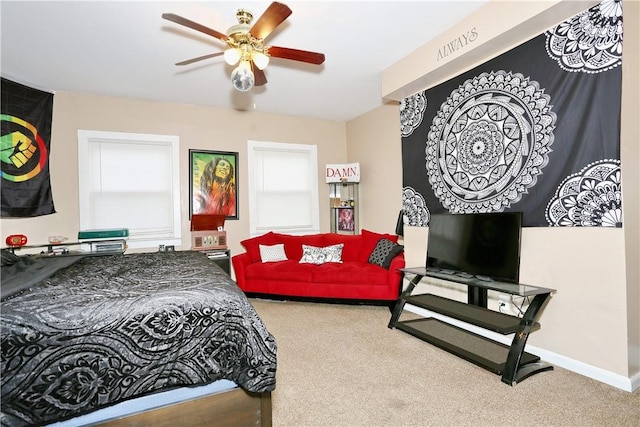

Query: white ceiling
[[1, 1, 488, 122]]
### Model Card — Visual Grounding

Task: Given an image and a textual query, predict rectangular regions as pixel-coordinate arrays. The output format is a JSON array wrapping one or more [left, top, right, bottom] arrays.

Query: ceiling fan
[[162, 2, 325, 92]]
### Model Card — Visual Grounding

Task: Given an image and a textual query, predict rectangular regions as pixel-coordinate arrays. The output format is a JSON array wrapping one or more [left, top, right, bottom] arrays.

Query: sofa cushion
[[259, 243, 288, 262], [299, 244, 344, 265], [322, 233, 362, 262], [274, 233, 325, 260], [360, 229, 399, 262], [245, 260, 315, 282], [310, 261, 389, 286], [241, 232, 279, 263], [368, 238, 404, 269]]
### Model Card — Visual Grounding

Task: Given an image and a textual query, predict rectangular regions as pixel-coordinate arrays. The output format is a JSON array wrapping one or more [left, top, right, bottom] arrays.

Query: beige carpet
[[250, 298, 640, 427]]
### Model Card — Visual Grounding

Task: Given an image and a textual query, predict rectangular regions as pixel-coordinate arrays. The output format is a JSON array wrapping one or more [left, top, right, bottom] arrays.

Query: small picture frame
[[337, 207, 355, 232], [189, 150, 239, 220]]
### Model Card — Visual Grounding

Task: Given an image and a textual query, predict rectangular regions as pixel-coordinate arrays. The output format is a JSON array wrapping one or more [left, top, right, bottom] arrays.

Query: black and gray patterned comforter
[[0, 251, 277, 426]]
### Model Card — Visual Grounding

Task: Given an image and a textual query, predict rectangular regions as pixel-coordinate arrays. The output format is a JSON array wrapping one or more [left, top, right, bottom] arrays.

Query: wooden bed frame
[[96, 388, 272, 427]]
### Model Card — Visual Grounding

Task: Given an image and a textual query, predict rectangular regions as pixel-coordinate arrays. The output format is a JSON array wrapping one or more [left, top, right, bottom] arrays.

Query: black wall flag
[[1, 78, 56, 217]]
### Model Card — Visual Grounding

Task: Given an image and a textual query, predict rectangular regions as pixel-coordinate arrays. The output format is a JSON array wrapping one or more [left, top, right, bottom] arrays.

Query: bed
[[0, 250, 277, 426]]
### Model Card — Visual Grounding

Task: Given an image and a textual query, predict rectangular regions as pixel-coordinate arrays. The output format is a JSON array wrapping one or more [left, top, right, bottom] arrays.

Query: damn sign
[[326, 163, 360, 183]]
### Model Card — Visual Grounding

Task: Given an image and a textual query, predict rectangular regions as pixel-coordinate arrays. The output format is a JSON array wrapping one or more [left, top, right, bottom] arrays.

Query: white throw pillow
[[259, 244, 288, 262], [299, 243, 344, 265]]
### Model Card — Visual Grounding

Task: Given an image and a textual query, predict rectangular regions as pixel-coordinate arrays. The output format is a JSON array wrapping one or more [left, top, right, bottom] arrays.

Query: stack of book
[[78, 229, 129, 240], [90, 241, 127, 253], [78, 229, 129, 253], [203, 250, 228, 260]]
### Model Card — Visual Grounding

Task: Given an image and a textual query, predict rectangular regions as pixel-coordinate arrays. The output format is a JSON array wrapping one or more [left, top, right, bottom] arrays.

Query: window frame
[[247, 140, 320, 236], [77, 130, 182, 249]]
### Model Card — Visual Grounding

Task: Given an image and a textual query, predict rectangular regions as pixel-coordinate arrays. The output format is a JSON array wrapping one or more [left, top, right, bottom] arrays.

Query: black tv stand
[[388, 267, 556, 386], [468, 284, 488, 307]]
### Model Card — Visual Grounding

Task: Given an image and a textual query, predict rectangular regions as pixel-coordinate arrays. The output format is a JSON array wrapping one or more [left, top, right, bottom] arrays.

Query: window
[[77, 130, 181, 249], [247, 140, 319, 236]]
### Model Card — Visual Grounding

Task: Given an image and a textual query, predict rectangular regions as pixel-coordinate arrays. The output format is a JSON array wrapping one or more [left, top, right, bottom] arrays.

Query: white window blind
[[78, 130, 181, 249], [248, 140, 319, 236]]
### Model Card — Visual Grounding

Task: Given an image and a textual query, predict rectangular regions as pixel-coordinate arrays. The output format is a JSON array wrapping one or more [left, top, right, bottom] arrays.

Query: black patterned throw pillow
[[368, 238, 403, 269]]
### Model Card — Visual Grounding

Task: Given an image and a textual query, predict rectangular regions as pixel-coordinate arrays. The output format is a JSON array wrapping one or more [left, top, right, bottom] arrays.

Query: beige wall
[[620, 0, 640, 383], [346, 101, 403, 233], [0, 92, 347, 257], [363, 0, 639, 389]]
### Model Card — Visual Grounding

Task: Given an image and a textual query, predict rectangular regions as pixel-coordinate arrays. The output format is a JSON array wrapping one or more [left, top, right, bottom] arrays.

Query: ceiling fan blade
[[162, 13, 229, 42], [175, 52, 224, 66], [252, 63, 268, 87], [267, 46, 325, 65], [249, 2, 292, 40]]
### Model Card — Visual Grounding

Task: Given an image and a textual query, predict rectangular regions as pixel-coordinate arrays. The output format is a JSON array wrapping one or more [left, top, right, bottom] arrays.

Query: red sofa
[[232, 229, 405, 304]]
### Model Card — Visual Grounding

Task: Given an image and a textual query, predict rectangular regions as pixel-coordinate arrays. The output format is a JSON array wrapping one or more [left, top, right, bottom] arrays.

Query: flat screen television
[[426, 212, 523, 283]]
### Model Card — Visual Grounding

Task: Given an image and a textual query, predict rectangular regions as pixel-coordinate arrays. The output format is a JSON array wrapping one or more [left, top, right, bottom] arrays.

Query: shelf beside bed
[[3, 239, 127, 257]]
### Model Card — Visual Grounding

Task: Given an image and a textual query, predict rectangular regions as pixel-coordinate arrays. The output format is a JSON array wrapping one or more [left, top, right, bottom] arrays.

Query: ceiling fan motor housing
[[226, 8, 266, 61]]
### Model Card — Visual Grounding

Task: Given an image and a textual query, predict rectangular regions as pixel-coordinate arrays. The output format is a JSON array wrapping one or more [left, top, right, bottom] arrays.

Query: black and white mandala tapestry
[[399, 0, 623, 227]]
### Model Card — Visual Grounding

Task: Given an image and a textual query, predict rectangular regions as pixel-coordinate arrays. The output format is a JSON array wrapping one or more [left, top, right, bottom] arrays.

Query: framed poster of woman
[[338, 207, 355, 231], [189, 150, 238, 219]]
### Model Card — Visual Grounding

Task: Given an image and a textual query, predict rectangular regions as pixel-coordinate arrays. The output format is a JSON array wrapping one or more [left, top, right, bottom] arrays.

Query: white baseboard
[[403, 304, 637, 392]]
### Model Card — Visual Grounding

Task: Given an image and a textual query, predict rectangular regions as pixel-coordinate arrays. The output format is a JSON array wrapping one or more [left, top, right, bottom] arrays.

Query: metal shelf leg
[[388, 273, 423, 329], [502, 292, 553, 385]]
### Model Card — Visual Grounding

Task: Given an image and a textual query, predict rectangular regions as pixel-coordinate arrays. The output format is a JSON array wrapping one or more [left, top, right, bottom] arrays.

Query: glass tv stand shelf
[[388, 267, 556, 386]]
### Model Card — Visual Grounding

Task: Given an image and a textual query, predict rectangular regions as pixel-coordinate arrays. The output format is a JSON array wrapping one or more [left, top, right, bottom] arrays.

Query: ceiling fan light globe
[[224, 48, 241, 66], [252, 52, 270, 70], [231, 63, 255, 92]]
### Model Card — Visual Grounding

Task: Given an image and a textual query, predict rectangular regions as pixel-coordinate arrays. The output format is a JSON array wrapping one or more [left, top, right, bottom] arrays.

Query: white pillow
[[259, 243, 288, 262], [299, 243, 344, 265]]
